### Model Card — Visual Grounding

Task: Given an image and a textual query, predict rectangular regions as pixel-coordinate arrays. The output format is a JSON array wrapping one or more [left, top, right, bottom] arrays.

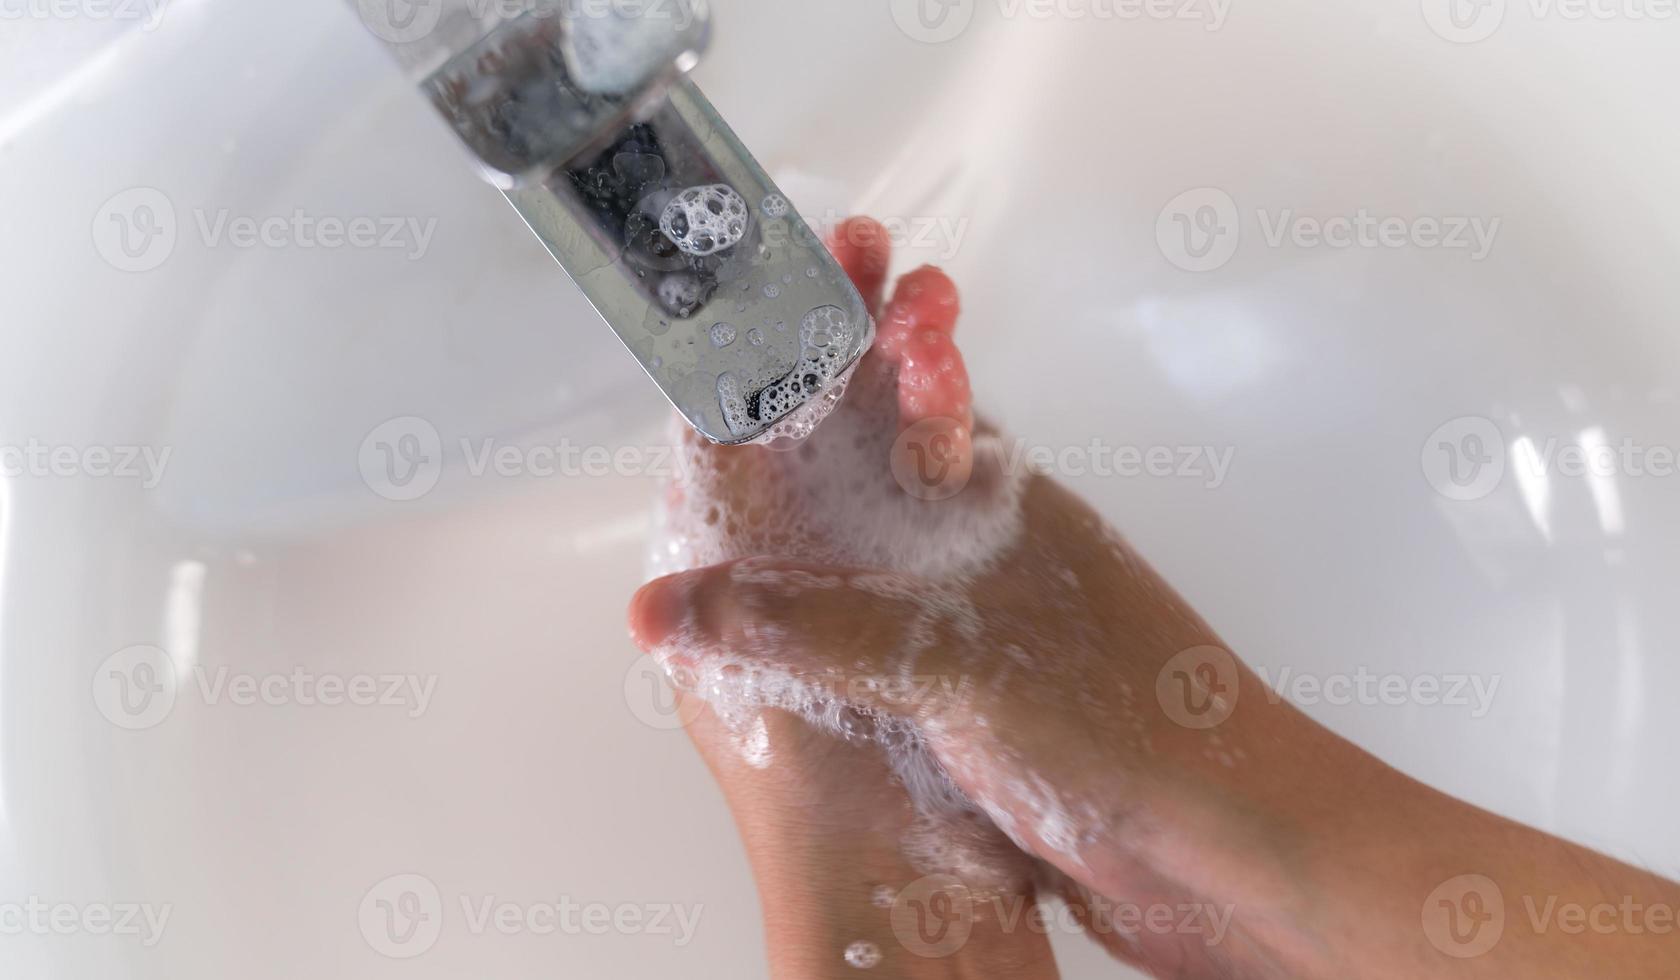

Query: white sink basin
[[3, 1, 1677, 976]]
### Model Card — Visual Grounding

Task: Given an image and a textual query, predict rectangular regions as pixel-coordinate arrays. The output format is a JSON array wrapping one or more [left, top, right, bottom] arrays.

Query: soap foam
[[648, 352, 1031, 885], [716, 305, 864, 441], [660, 184, 749, 257], [663, 359, 1023, 580]]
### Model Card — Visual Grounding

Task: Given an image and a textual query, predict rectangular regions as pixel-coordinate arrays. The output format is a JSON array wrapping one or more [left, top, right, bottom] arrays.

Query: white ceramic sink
[[3, 1, 1677, 977]]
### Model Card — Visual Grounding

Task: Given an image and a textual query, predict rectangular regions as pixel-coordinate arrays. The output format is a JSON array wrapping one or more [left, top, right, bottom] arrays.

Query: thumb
[[627, 557, 974, 723]]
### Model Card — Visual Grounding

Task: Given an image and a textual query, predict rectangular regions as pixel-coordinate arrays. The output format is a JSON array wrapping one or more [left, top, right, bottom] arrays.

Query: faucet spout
[[352, 0, 873, 444]]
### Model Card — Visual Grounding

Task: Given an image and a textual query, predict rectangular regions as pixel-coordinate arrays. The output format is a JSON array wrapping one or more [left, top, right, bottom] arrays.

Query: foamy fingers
[[630, 558, 972, 718]]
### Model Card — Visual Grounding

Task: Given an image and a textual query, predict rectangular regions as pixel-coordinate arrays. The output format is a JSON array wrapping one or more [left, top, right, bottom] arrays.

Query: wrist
[[749, 845, 1059, 980], [690, 706, 1059, 978], [1068, 686, 1399, 978]]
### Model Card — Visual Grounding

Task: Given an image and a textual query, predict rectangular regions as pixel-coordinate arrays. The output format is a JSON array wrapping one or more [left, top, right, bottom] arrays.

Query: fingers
[[797, 215, 986, 497], [877, 265, 961, 359], [876, 265, 975, 494], [627, 557, 968, 723], [881, 267, 972, 433], [822, 222, 975, 432], [826, 217, 893, 317], [899, 328, 975, 432]]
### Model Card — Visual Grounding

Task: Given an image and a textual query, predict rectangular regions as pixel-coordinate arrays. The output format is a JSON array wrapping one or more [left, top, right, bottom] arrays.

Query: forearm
[[1099, 685, 1680, 979], [744, 829, 1060, 980]]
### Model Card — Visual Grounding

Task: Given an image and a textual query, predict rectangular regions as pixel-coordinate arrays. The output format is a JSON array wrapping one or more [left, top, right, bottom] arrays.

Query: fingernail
[[628, 574, 693, 649]]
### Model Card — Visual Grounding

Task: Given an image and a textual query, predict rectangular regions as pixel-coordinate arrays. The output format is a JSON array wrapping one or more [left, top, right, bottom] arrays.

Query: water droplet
[[763, 283, 781, 299], [761, 194, 789, 218], [710, 322, 737, 347], [843, 941, 881, 969]]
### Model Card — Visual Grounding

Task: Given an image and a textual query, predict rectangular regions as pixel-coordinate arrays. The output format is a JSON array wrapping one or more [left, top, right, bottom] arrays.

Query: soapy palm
[[645, 218, 1028, 875], [638, 217, 1215, 885]]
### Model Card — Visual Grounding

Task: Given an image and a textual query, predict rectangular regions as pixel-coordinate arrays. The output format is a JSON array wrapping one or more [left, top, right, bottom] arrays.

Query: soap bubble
[[661, 184, 750, 256], [717, 307, 858, 439]]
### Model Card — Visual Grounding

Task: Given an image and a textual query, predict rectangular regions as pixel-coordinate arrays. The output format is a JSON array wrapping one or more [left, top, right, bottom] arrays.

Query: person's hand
[[635, 377, 1276, 973], [630, 213, 1680, 980], [642, 217, 1058, 979]]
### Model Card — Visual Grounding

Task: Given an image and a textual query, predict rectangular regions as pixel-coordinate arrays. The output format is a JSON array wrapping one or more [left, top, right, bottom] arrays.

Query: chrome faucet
[[350, 0, 873, 444]]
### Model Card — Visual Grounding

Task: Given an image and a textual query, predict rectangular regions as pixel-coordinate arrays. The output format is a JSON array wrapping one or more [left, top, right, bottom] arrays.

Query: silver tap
[[349, 0, 873, 445]]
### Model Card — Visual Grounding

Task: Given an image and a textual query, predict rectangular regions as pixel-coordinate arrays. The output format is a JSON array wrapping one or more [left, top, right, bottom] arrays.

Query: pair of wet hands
[[627, 218, 1223, 964]]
